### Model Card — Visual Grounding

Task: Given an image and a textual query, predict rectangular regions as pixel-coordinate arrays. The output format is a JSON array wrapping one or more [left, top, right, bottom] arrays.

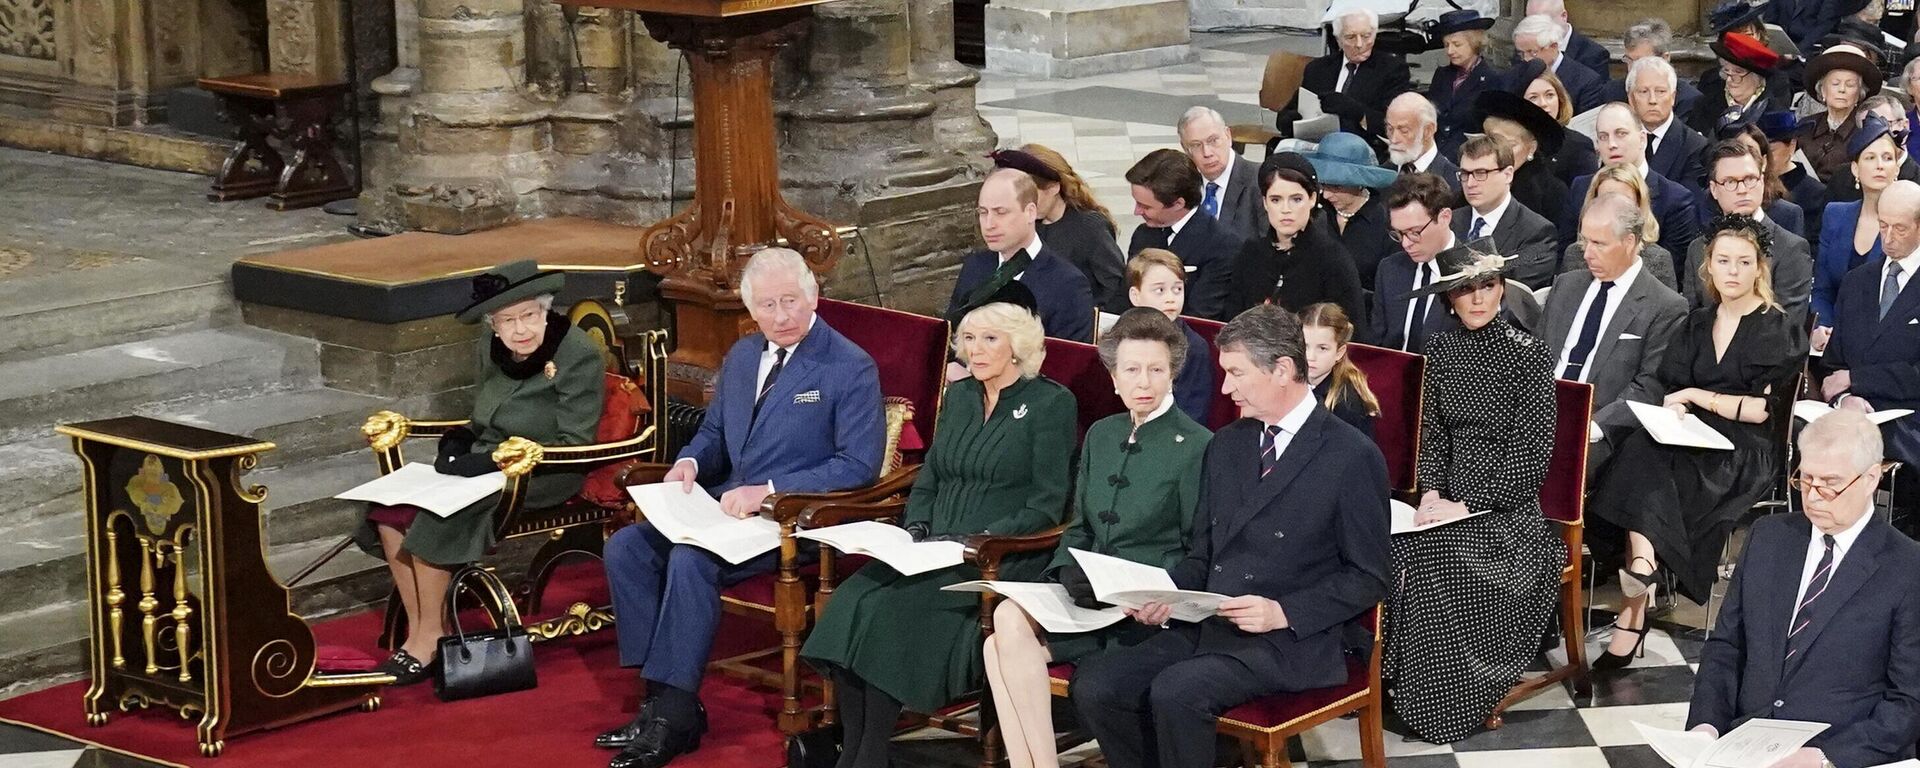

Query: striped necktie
[[1785, 534, 1837, 661], [1259, 424, 1283, 479]]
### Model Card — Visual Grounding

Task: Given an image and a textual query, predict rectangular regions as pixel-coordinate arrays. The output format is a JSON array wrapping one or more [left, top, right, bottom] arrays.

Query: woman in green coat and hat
[[358, 259, 604, 684], [979, 307, 1211, 768], [802, 296, 1077, 768]]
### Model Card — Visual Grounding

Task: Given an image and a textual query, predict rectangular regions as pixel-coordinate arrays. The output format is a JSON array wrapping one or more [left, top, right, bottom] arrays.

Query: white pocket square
[[1182, 265, 1198, 272], [1909, 318, 1918, 325], [793, 390, 821, 404], [1619, 333, 1642, 340]]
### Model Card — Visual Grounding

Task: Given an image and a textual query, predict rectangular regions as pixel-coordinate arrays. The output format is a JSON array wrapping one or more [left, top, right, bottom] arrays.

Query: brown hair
[[1300, 303, 1380, 416], [1459, 133, 1515, 168], [1699, 217, 1782, 310], [1098, 307, 1193, 378], [1532, 70, 1576, 125], [1022, 143, 1117, 236], [1707, 137, 1779, 207], [1385, 172, 1456, 217], [1126, 149, 1204, 210], [1127, 248, 1187, 287], [1723, 123, 1787, 204]]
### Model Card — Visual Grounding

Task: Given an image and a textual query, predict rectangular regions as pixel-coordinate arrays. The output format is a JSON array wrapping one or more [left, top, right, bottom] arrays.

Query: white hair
[[1903, 55, 1920, 85], [1627, 55, 1678, 96], [1335, 8, 1378, 36], [1800, 410, 1884, 474], [1514, 14, 1563, 49], [1389, 91, 1437, 128], [1622, 19, 1673, 55], [1176, 106, 1229, 137], [483, 293, 556, 329], [739, 247, 819, 306]]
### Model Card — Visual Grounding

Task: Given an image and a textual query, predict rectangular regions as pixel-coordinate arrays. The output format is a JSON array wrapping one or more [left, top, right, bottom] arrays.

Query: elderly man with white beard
[[1383, 92, 1460, 201]]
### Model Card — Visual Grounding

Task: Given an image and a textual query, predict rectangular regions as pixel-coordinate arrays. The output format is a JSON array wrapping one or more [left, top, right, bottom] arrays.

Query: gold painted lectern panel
[[57, 416, 390, 757]]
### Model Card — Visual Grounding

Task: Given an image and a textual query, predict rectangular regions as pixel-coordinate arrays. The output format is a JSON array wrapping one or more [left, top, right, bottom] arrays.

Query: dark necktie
[[950, 248, 1034, 325], [1785, 534, 1838, 661], [1340, 62, 1358, 93], [1404, 264, 1433, 351], [1259, 424, 1283, 479], [1468, 216, 1486, 241], [752, 347, 788, 422], [1399, 163, 1416, 175], [1883, 261, 1906, 320], [1562, 280, 1616, 380], [1646, 131, 1658, 156]]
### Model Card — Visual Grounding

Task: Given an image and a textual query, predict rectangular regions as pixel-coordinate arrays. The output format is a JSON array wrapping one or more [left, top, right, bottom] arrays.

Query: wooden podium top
[[552, 0, 833, 16]]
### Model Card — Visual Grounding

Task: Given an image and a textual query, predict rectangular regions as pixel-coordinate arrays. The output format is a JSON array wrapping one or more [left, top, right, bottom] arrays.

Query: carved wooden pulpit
[[555, 0, 845, 404], [57, 416, 390, 757]]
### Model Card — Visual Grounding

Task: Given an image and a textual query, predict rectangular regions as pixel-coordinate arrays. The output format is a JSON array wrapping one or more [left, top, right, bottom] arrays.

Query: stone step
[[0, 540, 389, 698], [0, 387, 385, 530], [0, 326, 321, 442], [0, 257, 236, 364], [0, 450, 379, 623]]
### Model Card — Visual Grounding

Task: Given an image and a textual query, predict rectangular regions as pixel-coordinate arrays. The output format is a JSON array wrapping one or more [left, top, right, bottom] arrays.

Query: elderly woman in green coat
[[358, 260, 603, 684], [982, 307, 1211, 768], [802, 299, 1078, 768]]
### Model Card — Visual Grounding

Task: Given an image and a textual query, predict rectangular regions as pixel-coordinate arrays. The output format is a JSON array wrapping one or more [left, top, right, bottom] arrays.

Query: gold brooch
[[543, 361, 557, 380]]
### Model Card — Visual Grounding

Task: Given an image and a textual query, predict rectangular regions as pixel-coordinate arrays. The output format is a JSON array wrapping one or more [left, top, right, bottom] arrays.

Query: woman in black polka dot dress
[[1380, 242, 1565, 744]]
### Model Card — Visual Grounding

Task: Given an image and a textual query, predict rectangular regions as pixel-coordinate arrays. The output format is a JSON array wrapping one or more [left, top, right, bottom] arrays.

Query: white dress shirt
[[1556, 257, 1644, 381], [1205, 156, 1236, 200], [1645, 113, 1676, 156], [1413, 143, 1440, 173], [1262, 391, 1317, 460], [1002, 233, 1045, 283], [1467, 194, 1512, 240], [1886, 250, 1917, 304], [1335, 57, 1359, 92], [1791, 504, 1874, 629], [1405, 233, 1457, 344]]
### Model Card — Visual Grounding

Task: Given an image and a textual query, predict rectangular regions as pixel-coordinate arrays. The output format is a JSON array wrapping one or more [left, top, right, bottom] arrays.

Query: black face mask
[[1893, 129, 1912, 148]]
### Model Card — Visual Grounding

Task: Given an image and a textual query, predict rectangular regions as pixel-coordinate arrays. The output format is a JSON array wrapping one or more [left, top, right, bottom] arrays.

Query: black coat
[[1554, 58, 1608, 114], [1167, 409, 1391, 685], [1685, 74, 1794, 138], [1223, 220, 1369, 331], [1287, 52, 1413, 148], [1370, 251, 1460, 354], [1426, 59, 1503, 160], [947, 247, 1095, 342], [1332, 194, 1393, 289], [1648, 121, 1712, 195], [1512, 161, 1571, 229], [1547, 130, 1600, 188], [1784, 163, 1830, 256], [1037, 207, 1128, 314], [1129, 212, 1245, 321]]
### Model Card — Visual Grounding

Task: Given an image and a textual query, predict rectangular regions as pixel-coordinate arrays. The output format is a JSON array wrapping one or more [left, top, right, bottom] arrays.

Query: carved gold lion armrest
[[361, 410, 473, 474]]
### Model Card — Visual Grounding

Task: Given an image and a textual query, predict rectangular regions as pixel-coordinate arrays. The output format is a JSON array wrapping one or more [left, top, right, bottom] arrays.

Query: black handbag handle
[[442, 566, 527, 660]]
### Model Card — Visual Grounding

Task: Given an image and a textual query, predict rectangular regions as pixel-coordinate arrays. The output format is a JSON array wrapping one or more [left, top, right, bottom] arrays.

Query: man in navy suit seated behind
[[597, 247, 885, 768], [1688, 411, 1920, 768], [948, 167, 1098, 341]]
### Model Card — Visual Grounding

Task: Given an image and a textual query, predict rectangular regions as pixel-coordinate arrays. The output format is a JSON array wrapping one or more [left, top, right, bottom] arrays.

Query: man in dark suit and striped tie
[[1689, 410, 1920, 768]]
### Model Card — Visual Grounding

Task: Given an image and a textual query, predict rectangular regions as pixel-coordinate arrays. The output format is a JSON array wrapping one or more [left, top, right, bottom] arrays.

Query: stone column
[[547, 6, 631, 219], [366, 0, 549, 234], [985, 0, 1192, 78], [909, 0, 995, 159]]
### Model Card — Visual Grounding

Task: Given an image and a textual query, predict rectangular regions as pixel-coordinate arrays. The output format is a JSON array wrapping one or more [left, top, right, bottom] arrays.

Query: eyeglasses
[[1388, 215, 1440, 244], [1789, 464, 1887, 501], [1457, 167, 1509, 184], [1711, 176, 1763, 190], [1182, 135, 1226, 153]]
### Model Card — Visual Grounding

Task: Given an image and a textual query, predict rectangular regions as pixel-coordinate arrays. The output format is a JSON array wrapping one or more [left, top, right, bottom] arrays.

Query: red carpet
[[0, 564, 793, 767]]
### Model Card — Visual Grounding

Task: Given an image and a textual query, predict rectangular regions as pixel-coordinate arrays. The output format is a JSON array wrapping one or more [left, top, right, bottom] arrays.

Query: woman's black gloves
[[903, 522, 974, 544], [1055, 564, 1102, 609], [434, 426, 496, 477]]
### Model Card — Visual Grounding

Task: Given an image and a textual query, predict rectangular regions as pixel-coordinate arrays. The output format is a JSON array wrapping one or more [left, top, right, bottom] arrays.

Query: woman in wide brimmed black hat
[[1382, 239, 1563, 743], [356, 260, 605, 684], [1425, 9, 1502, 160], [1798, 41, 1885, 182], [1477, 88, 1573, 221], [1221, 152, 1368, 324]]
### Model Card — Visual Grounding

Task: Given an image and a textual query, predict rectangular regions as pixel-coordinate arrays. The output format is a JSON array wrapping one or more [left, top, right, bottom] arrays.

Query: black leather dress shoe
[[609, 704, 707, 768], [596, 699, 657, 750]]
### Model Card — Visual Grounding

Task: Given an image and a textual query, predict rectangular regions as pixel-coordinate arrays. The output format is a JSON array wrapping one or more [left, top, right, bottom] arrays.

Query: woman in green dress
[[981, 307, 1211, 768], [357, 260, 603, 684], [801, 300, 1078, 768]]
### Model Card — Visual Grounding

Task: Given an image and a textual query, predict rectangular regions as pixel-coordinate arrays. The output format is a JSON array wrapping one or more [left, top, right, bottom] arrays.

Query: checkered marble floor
[[0, 720, 150, 767]]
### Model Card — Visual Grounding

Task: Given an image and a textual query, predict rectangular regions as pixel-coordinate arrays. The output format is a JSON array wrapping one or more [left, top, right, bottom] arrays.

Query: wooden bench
[[197, 73, 354, 210]]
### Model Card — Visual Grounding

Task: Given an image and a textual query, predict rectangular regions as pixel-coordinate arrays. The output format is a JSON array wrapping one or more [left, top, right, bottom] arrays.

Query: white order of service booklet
[[793, 521, 967, 577], [335, 462, 505, 518], [626, 481, 781, 565]]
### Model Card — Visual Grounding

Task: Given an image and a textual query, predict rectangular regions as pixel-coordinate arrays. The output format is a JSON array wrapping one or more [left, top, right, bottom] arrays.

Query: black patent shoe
[[609, 704, 707, 768], [596, 698, 659, 750], [377, 649, 432, 686]]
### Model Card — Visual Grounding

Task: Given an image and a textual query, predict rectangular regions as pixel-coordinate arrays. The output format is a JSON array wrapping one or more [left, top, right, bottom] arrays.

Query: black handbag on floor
[[433, 566, 537, 701]]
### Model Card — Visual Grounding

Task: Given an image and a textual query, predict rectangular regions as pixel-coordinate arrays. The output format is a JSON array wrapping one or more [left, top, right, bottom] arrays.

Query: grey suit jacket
[[1451, 198, 1562, 289], [1215, 154, 1266, 244], [1679, 216, 1813, 329], [1541, 264, 1689, 430]]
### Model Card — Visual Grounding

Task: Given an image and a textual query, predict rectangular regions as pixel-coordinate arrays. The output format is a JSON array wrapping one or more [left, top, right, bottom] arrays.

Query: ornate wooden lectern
[[555, 0, 845, 404], [57, 416, 390, 757]]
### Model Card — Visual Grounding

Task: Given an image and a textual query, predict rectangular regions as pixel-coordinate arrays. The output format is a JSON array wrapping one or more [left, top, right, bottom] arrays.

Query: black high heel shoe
[[1592, 623, 1648, 671], [1595, 557, 1658, 671]]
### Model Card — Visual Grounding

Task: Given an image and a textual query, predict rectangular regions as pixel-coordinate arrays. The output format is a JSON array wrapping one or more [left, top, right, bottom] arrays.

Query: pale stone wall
[[986, 0, 1194, 78]]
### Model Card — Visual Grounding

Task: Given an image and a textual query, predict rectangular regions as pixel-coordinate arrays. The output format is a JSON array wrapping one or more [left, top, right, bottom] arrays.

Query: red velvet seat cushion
[[1542, 380, 1595, 524], [581, 370, 652, 508], [1040, 338, 1126, 439], [818, 300, 948, 462], [1347, 343, 1423, 491]]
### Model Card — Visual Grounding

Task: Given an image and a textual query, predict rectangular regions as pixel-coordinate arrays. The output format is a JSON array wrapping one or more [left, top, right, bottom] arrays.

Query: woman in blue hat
[[1304, 132, 1402, 291]]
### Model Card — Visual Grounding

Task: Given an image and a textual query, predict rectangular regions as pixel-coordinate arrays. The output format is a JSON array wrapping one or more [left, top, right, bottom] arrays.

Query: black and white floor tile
[[0, 720, 162, 767]]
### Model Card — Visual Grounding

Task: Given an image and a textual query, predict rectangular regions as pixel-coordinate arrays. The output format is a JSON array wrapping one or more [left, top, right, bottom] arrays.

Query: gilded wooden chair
[[1484, 378, 1595, 728], [359, 300, 669, 644]]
